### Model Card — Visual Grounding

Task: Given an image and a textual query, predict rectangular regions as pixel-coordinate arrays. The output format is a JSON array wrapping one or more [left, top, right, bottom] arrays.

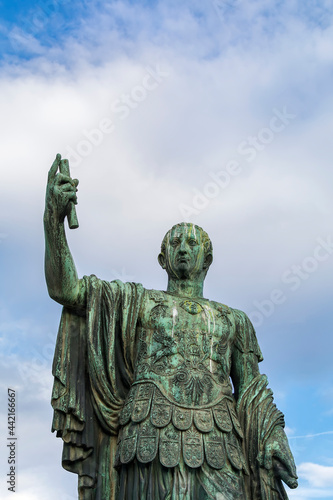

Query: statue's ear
[[203, 253, 213, 269], [158, 253, 166, 269]]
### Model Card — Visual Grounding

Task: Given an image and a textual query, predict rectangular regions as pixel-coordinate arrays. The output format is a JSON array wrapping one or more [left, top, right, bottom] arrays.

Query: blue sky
[[0, 0, 333, 498]]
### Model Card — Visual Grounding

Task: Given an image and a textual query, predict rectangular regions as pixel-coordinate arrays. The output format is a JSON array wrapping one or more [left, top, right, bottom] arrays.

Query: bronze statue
[[45, 154, 298, 499]]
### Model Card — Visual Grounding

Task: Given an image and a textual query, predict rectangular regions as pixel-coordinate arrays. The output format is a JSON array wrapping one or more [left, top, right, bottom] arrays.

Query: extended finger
[[48, 153, 61, 181]]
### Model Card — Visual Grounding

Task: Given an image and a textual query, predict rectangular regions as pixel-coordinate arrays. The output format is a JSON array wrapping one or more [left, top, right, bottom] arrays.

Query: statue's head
[[158, 222, 213, 281]]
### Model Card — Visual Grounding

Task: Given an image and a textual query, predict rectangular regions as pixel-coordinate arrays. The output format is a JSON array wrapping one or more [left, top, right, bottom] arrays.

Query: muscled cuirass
[[116, 290, 247, 474], [135, 290, 236, 406]]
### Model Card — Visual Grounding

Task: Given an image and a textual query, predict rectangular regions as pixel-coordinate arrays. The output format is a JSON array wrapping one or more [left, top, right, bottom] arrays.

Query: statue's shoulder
[[104, 279, 145, 292], [144, 289, 168, 303], [229, 307, 251, 326], [208, 300, 246, 325], [227, 307, 263, 361], [209, 299, 232, 315], [84, 276, 146, 302]]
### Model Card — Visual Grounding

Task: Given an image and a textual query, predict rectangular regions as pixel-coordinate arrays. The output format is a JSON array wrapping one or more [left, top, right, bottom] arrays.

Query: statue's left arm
[[230, 310, 298, 494]]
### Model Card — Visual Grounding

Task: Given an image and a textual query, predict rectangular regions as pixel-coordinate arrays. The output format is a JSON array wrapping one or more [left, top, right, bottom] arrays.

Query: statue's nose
[[179, 240, 187, 254]]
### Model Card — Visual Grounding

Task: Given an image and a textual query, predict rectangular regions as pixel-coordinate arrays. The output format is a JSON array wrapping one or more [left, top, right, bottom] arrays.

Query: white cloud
[[298, 463, 333, 488], [1, 2, 333, 498], [0, 0, 331, 377], [289, 487, 333, 499], [0, 1, 331, 347]]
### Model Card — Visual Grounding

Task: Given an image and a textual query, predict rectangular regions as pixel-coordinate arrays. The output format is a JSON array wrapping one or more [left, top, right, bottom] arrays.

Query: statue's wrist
[[43, 206, 65, 228]]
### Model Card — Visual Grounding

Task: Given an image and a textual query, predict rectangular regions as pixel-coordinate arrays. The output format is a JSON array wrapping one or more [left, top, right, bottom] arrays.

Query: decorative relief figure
[[44, 154, 298, 499]]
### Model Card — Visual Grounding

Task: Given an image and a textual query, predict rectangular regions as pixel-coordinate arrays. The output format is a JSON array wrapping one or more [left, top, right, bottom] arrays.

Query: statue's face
[[163, 223, 207, 280]]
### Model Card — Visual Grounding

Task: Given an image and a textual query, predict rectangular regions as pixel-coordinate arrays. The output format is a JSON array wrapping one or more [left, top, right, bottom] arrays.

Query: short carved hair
[[160, 222, 213, 261]]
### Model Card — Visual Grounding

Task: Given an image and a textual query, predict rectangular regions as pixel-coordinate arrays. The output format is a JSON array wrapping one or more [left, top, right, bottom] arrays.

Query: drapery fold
[[51, 276, 145, 499], [237, 374, 288, 500]]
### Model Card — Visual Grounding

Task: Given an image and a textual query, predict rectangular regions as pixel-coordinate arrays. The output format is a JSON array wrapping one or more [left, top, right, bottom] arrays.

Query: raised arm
[[44, 154, 85, 309]]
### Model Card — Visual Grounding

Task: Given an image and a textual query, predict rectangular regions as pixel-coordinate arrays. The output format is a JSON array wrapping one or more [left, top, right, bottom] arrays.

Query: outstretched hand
[[258, 426, 298, 489], [45, 154, 79, 223]]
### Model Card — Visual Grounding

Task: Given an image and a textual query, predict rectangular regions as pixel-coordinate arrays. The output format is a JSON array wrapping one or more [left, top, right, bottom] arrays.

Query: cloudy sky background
[[0, 0, 333, 498]]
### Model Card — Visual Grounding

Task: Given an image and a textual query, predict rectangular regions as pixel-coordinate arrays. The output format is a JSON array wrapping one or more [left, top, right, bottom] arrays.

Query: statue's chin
[[178, 262, 198, 279], [167, 268, 190, 280], [167, 262, 202, 281]]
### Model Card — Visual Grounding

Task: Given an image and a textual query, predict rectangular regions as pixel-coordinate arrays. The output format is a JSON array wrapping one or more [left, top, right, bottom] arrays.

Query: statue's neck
[[166, 277, 204, 298]]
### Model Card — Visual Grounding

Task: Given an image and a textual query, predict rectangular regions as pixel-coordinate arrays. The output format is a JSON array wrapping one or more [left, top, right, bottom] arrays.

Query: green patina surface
[[44, 154, 298, 499]]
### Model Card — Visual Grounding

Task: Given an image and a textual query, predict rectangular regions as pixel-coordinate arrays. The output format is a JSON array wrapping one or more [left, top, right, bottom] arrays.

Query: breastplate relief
[[135, 291, 236, 408]]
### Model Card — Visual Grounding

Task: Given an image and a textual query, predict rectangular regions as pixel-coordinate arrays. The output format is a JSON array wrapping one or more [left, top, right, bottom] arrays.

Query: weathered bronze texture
[[45, 154, 298, 499]]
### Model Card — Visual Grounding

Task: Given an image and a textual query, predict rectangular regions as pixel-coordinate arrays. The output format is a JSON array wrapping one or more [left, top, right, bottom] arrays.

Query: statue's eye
[[171, 239, 180, 247], [188, 239, 197, 246]]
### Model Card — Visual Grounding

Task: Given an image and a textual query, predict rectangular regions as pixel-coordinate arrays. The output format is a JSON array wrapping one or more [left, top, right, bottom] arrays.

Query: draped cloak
[[51, 276, 290, 500], [52, 276, 145, 499]]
